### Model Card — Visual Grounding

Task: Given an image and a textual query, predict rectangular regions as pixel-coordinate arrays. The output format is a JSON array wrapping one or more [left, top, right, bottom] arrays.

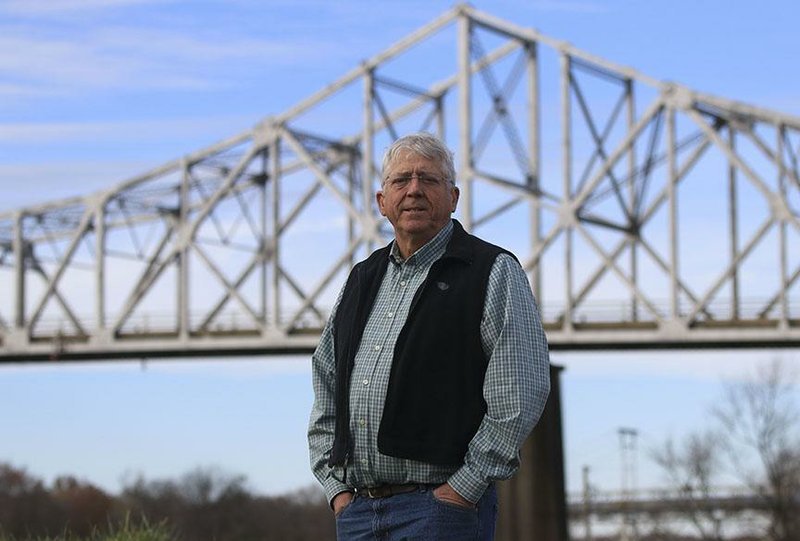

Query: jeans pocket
[[431, 491, 477, 513], [334, 497, 356, 519]]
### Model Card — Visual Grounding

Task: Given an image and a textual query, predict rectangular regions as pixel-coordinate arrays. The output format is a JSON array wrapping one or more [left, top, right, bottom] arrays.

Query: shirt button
[[374, 345, 381, 351], [362, 379, 369, 386], [359, 419, 366, 427], [400, 281, 406, 286], [387, 312, 394, 318], [361, 458, 368, 465]]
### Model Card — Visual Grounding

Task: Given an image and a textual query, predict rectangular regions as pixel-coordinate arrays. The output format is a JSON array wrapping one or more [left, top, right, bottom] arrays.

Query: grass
[[0, 517, 176, 541]]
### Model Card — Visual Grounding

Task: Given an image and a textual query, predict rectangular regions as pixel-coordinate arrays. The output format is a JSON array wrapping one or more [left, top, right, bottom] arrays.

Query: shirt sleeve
[[447, 253, 551, 503], [307, 288, 351, 507]]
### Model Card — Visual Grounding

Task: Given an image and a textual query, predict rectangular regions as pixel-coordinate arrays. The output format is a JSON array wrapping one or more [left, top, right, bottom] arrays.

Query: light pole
[[618, 427, 639, 541], [582, 465, 593, 541]]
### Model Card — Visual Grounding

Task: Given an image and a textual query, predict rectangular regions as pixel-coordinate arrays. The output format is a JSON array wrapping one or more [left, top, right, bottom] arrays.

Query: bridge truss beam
[[1, 5, 799, 361]]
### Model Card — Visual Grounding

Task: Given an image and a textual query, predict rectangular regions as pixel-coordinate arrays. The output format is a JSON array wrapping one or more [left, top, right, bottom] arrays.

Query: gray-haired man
[[308, 133, 550, 540]]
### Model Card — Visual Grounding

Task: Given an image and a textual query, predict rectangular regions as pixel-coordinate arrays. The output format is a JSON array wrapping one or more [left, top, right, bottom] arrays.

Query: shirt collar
[[389, 220, 454, 267]]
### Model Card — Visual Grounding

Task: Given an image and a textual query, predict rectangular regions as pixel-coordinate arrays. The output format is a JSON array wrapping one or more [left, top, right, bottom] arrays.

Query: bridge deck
[[1, 317, 798, 362]]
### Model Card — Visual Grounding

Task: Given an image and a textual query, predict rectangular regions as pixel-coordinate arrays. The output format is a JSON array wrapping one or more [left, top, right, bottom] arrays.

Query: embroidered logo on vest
[[436, 281, 450, 291]]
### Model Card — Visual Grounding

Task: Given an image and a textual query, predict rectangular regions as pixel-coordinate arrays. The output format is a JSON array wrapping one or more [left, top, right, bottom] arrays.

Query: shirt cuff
[[447, 464, 489, 504], [323, 475, 351, 508]]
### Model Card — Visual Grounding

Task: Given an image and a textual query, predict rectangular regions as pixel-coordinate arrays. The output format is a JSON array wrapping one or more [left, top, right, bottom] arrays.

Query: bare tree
[[0, 462, 334, 540], [51, 475, 114, 537], [649, 359, 800, 540], [714, 359, 800, 541], [651, 430, 727, 540], [0, 463, 64, 538], [120, 468, 335, 540]]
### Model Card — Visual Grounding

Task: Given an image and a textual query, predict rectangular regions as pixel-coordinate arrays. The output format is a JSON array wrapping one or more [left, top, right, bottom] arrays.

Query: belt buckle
[[364, 487, 379, 498]]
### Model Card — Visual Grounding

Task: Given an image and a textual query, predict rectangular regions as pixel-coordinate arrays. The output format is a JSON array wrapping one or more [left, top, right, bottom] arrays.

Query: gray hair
[[381, 133, 456, 187]]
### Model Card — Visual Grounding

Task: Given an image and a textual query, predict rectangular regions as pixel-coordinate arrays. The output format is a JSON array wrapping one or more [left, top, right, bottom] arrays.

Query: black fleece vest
[[328, 220, 511, 468]]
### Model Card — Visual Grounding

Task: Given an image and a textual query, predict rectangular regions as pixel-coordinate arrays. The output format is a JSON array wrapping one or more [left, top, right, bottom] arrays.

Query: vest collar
[[440, 219, 473, 264], [381, 219, 474, 267]]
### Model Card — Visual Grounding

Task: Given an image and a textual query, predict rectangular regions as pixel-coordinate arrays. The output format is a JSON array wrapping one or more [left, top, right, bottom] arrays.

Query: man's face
[[376, 150, 459, 251]]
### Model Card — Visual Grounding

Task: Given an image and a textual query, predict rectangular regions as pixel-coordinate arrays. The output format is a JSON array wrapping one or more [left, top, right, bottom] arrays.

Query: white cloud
[[0, 115, 252, 144], [0, 82, 59, 99], [0, 357, 310, 387], [143, 357, 312, 378], [0, 161, 149, 211], [451, 1, 611, 40], [0, 25, 335, 94], [554, 348, 800, 383], [528, 0, 607, 14], [0, 0, 171, 16], [0, 113, 260, 211], [0, 122, 122, 143]]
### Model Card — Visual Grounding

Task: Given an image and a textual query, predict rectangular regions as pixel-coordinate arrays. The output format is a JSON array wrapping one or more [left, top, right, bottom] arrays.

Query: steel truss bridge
[[568, 486, 773, 538], [568, 486, 769, 518], [1, 5, 800, 362]]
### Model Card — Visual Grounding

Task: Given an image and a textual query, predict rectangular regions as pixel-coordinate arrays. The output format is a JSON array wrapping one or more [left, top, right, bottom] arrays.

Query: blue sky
[[1, 0, 800, 498]]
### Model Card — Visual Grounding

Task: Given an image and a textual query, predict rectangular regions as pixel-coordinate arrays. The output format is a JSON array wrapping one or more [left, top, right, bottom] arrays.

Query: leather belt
[[355, 483, 427, 499]]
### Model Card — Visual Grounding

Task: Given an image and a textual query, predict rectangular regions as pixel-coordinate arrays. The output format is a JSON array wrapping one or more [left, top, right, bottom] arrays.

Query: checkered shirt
[[308, 220, 550, 505]]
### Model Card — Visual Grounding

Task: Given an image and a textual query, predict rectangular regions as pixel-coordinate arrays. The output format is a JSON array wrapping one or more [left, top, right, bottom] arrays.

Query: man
[[308, 133, 550, 540]]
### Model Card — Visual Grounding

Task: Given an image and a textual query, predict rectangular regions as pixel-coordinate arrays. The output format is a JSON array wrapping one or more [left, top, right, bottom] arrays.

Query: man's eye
[[387, 175, 441, 188]]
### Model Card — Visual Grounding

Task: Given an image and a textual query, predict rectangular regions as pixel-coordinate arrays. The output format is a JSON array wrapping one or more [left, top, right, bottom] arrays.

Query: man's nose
[[406, 175, 424, 193]]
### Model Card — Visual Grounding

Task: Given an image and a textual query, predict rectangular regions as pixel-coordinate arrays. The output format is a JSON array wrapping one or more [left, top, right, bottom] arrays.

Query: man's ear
[[450, 186, 460, 213], [376, 190, 387, 216]]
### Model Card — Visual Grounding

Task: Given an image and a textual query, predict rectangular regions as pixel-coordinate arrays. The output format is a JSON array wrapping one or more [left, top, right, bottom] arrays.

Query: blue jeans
[[335, 484, 497, 540]]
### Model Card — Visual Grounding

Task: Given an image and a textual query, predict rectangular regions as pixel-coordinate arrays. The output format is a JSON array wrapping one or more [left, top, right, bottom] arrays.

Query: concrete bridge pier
[[497, 364, 568, 541]]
